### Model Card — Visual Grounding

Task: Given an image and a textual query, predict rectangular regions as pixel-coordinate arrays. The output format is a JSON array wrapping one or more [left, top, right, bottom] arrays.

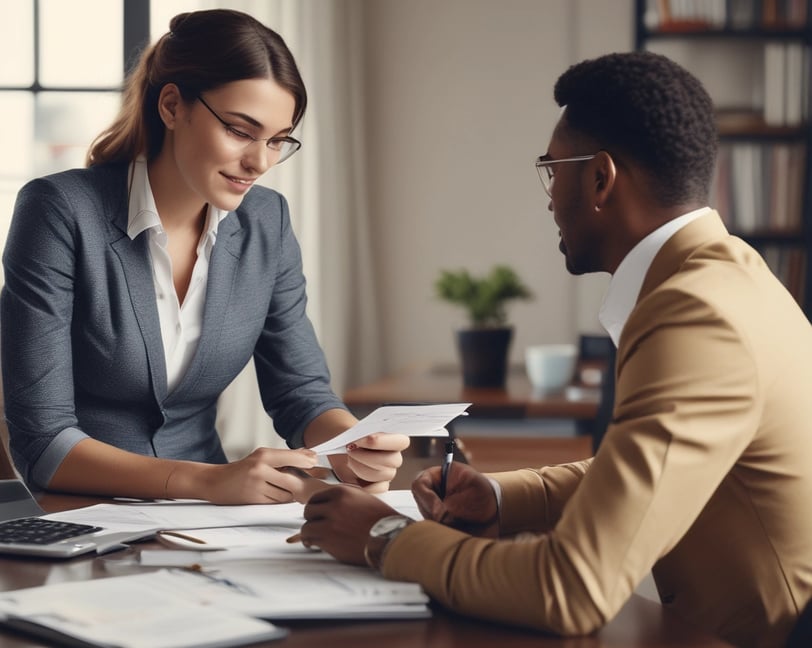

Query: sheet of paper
[[45, 490, 423, 544], [138, 489, 424, 565], [0, 566, 429, 627], [205, 556, 429, 619], [0, 571, 287, 648], [311, 403, 470, 455], [44, 499, 306, 533]]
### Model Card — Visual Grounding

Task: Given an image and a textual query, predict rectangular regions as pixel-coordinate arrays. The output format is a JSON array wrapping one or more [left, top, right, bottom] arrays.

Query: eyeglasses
[[535, 154, 597, 197], [197, 95, 302, 164]]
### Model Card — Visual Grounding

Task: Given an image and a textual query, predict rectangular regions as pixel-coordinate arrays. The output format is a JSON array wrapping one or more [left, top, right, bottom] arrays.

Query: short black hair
[[554, 51, 717, 207]]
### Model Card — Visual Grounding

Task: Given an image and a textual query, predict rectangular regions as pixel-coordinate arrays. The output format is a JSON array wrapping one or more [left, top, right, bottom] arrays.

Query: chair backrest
[[592, 342, 616, 452], [786, 597, 812, 648]]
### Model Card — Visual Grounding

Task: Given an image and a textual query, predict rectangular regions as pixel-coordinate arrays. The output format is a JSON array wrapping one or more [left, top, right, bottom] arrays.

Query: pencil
[[157, 530, 207, 544], [286, 532, 303, 544]]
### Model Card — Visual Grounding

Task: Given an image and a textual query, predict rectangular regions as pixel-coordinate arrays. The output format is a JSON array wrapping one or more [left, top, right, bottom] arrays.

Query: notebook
[[0, 479, 155, 558]]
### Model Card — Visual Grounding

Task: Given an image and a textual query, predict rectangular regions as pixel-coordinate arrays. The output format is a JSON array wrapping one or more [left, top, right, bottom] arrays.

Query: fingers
[[324, 434, 409, 485], [269, 447, 319, 469], [411, 468, 442, 520], [346, 455, 398, 484], [289, 474, 333, 504], [359, 480, 391, 494], [343, 434, 406, 485], [351, 433, 410, 453], [261, 482, 297, 504]]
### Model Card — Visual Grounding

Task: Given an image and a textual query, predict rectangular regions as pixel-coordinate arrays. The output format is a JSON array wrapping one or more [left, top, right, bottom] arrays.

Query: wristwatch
[[364, 515, 413, 570]]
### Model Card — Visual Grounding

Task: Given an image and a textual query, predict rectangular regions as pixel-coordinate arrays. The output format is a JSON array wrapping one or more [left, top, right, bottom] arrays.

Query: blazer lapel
[[107, 174, 169, 402], [164, 212, 245, 404], [110, 234, 168, 400]]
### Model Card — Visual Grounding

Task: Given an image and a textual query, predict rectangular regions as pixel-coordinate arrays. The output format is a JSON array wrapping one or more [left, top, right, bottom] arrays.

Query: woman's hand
[[411, 462, 500, 538], [301, 485, 399, 565], [195, 447, 318, 505], [329, 433, 410, 492]]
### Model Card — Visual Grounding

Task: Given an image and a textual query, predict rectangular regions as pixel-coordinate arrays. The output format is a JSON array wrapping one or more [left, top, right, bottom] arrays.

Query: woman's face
[[168, 77, 297, 212]]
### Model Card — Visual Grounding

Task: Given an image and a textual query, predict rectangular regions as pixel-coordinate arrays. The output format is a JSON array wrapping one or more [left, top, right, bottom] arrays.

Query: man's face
[[543, 120, 605, 276]]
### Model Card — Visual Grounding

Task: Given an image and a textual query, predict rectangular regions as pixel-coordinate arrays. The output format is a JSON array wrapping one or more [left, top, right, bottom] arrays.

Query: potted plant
[[435, 265, 533, 388]]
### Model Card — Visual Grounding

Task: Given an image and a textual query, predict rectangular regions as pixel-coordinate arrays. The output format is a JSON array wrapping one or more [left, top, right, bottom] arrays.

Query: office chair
[[592, 343, 616, 452], [576, 335, 615, 452], [786, 597, 812, 648]]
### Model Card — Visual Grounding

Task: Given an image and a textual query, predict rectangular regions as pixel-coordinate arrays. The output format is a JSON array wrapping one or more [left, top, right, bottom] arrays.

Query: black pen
[[439, 439, 455, 499]]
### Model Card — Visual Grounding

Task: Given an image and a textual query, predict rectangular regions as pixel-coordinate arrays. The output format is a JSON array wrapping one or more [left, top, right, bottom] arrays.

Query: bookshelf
[[635, 0, 812, 319]]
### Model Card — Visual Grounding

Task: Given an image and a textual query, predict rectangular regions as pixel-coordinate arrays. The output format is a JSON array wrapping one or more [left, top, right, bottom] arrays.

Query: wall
[[360, 0, 633, 378]]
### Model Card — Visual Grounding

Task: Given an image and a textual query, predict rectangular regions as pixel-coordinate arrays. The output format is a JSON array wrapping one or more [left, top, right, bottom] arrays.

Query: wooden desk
[[343, 363, 600, 422], [0, 492, 730, 647], [344, 364, 601, 470], [0, 489, 733, 648]]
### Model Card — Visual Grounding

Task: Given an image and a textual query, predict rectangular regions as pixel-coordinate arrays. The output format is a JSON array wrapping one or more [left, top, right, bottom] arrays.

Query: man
[[299, 51, 812, 647]]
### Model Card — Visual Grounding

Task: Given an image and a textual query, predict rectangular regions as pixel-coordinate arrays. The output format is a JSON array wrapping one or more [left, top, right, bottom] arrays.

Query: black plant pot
[[456, 327, 513, 388]]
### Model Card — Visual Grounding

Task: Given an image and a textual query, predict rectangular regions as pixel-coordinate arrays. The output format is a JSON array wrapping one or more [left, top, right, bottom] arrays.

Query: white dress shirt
[[127, 158, 229, 392]]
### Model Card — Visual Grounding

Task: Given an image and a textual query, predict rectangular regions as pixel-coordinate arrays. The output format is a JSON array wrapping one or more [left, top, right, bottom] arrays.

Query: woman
[[0, 9, 407, 504]]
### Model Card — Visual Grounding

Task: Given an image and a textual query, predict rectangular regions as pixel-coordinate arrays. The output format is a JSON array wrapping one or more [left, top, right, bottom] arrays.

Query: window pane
[[40, 0, 123, 87], [0, 93, 34, 179], [0, 0, 34, 85], [0, 92, 34, 284], [35, 92, 120, 176]]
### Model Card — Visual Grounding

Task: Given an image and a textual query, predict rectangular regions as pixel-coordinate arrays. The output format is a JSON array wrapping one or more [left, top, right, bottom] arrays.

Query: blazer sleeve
[[487, 459, 592, 535], [1, 177, 86, 480], [381, 288, 760, 635], [250, 192, 346, 448]]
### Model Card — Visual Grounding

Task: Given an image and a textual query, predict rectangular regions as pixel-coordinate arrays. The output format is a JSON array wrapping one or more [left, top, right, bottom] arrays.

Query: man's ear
[[593, 150, 617, 210], [157, 83, 183, 130]]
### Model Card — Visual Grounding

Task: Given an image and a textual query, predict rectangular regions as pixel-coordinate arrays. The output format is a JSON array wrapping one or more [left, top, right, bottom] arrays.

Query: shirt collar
[[126, 156, 230, 241], [599, 206, 712, 346]]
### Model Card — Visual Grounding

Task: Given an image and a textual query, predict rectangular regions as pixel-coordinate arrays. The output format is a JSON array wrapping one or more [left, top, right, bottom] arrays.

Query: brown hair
[[86, 9, 307, 166]]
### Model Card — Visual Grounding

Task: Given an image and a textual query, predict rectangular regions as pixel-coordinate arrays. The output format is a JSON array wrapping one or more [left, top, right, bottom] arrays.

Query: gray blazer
[[1, 163, 345, 487]]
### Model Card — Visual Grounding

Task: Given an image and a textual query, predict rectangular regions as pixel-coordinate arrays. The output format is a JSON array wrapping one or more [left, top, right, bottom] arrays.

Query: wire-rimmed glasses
[[535, 154, 597, 197], [197, 95, 302, 164]]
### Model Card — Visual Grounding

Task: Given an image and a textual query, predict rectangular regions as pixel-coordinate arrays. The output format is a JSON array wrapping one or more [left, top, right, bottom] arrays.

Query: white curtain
[[203, 0, 382, 458]]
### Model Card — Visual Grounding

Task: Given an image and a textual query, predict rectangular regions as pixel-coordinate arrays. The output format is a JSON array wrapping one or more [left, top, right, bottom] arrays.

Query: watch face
[[370, 515, 410, 538]]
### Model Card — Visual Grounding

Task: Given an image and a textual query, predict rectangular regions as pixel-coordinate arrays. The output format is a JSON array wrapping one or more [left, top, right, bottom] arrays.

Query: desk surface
[[0, 490, 733, 648], [343, 364, 600, 420]]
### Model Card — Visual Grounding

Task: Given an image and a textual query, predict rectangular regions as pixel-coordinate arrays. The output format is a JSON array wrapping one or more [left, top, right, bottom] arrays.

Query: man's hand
[[411, 462, 500, 538], [300, 486, 399, 565]]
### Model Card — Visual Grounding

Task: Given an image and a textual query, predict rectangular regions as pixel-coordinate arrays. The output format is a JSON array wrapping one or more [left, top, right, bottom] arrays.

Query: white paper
[[46, 490, 423, 537], [0, 571, 287, 648], [311, 403, 470, 455], [196, 560, 430, 619], [138, 489, 424, 565], [44, 499, 306, 533]]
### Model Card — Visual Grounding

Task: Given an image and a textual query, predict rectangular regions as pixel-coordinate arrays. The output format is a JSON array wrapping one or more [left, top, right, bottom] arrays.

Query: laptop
[[0, 479, 154, 558]]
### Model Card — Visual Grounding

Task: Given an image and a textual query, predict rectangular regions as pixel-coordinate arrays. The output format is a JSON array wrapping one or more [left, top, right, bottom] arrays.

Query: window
[[0, 0, 149, 272]]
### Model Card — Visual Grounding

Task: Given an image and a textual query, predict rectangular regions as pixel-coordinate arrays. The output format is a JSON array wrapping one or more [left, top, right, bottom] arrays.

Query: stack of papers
[[0, 571, 289, 648], [0, 490, 431, 646], [0, 562, 429, 648]]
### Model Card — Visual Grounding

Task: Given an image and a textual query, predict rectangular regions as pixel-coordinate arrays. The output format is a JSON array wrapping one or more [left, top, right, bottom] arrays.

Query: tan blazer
[[383, 212, 812, 648]]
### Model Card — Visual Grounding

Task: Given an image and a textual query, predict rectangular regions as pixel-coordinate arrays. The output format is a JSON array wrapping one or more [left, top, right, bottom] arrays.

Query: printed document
[[311, 402, 471, 455]]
